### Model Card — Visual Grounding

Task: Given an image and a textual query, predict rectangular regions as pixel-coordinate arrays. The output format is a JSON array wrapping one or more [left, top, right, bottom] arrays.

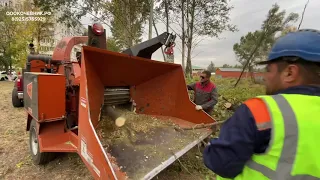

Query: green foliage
[[33, 0, 88, 28], [0, 4, 31, 71], [233, 64, 243, 68], [222, 64, 232, 68], [107, 37, 121, 52], [25, 8, 56, 53], [233, 3, 299, 70], [218, 64, 243, 69], [106, 0, 150, 49], [207, 61, 215, 72], [278, 26, 297, 38], [233, 30, 266, 70], [212, 77, 265, 120], [35, 0, 150, 50]]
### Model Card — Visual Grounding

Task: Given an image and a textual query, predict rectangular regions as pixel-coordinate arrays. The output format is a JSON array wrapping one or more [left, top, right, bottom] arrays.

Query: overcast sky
[[81, 0, 319, 68]]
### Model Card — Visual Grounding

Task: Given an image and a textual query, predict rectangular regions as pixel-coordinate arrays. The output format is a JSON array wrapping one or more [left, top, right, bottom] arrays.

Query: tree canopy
[[0, 0, 60, 71], [207, 61, 215, 72], [34, 0, 151, 50], [0, 3, 32, 71], [233, 3, 299, 72]]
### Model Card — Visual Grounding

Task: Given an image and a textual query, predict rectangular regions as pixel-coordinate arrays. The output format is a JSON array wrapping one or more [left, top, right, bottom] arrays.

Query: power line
[[298, 0, 310, 30]]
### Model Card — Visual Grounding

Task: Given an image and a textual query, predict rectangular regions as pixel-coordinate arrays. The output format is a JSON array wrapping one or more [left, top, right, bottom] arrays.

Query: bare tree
[[156, 0, 236, 78]]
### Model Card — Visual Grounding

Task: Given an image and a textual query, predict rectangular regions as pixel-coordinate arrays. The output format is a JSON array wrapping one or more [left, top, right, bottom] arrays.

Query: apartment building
[[37, 9, 86, 61], [1, 0, 86, 61], [39, 21, 86, 61], [0, 0, 15, 7]]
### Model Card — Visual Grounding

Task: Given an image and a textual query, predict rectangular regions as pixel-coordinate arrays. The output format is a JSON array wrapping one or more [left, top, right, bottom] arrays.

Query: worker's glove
[[195, 105, 203, 110]]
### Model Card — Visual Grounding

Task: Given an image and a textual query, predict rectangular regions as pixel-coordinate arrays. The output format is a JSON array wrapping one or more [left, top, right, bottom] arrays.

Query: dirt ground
[[0, 81, 215, 180]]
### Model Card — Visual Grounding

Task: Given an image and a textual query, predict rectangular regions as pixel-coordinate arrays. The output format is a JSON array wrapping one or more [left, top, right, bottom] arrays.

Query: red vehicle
[[15, 23, 216, 179], [12, 73, 23, 107]]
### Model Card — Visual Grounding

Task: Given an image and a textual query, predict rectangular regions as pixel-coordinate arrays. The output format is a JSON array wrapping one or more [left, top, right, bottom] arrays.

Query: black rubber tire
[[12, 88, 23, 107], [29, 119, 55, 165]]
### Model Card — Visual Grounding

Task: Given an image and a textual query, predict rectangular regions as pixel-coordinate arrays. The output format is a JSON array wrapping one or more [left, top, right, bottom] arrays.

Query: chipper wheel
[[29, 119, 55, 165], [12, 88, 23, 107]]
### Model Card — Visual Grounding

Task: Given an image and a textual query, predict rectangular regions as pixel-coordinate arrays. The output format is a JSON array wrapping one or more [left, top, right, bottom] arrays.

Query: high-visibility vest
[[216, 94, 320, 180]]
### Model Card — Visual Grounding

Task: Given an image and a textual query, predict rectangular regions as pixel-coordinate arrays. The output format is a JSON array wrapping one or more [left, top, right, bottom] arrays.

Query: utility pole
[[149, 0, 154, 40]]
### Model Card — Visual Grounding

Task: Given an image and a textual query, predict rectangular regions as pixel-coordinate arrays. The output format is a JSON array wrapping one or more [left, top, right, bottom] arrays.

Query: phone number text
[[12, 17, 46, 22]]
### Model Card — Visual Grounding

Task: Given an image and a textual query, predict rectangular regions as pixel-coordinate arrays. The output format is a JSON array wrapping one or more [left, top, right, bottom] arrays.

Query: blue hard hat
[[258, 29, 320, 64]]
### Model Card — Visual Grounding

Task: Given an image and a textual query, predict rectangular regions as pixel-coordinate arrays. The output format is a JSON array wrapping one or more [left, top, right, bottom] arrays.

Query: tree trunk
[[152, 19, 166, 61], [185, 0, 196, 79], [5, 65, 9, 73], [164, 0, 173, 63], [165, 0, 169, 33], [3, 57, 9, 73], [36, 29, 41, 54], [181, 0, 185, 72], [127, 0, 133, 47], [9, 60, 12, 74], [249, 65, 256, 83], [148, 0, 154, 40]]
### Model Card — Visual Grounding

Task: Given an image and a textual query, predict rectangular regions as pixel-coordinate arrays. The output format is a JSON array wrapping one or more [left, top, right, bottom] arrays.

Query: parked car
[[9, 71, 18, 81], [0, 71, 8, 81], [12, 74, 23, 107]]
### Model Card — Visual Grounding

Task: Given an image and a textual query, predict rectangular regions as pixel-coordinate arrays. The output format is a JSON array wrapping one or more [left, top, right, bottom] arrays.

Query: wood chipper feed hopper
[[76, 46, 216, 179]]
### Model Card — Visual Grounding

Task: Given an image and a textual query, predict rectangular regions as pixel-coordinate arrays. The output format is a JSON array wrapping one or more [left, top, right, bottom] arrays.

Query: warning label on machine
[[27, 82, 32, 99], [81, 137, 101, 177], [80, 97, 87, 108]]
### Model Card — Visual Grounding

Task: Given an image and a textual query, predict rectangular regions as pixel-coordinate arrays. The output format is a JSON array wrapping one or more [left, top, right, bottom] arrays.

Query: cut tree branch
[[234, 10, 276, 88], [175, 120, 225, 131]]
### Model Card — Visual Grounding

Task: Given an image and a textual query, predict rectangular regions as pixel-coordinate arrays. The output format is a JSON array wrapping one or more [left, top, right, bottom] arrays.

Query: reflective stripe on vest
[[217, 94, 320, 180]]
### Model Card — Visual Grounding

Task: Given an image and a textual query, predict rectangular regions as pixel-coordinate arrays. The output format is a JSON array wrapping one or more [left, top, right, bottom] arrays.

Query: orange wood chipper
[[22, 23, 216, 179]]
